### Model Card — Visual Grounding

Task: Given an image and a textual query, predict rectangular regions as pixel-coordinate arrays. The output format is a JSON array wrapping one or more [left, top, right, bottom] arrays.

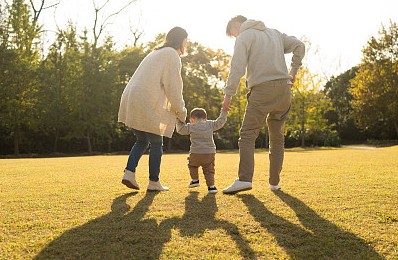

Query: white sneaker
[[223, 178, 252, 194], [269, 184, 281, 191], [147, 180, 169, 191], [121, 169, 139, 190]]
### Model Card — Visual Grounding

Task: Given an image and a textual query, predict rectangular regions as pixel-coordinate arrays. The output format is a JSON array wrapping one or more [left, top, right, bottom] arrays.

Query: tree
[[0, 0, 41, 155], [323, 67, 365, 141], [64, 0, 137, 153], [287, 67, 338, 147], [37, 22, 81, 152], [62, 30, 118, 153], [350, 20, 398, 139]]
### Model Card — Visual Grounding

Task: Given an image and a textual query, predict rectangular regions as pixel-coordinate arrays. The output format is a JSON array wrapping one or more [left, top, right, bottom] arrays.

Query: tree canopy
[[2, 0, 396, 155], [350, 20, 398, 139]]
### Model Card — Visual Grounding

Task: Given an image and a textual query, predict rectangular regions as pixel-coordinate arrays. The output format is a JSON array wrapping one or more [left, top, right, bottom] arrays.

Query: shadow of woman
[[35, 191, 173, 259], [161, 192, 256, 259], [239, 192, 383, 259]]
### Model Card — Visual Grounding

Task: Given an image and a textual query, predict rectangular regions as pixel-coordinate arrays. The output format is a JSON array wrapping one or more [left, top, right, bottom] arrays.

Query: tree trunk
[[394, 120, 398, 138], [87, 133, 92, 154], [107, 134, 112, 153], [167, 138, 172, 151], [14, 125, 20, 156], [301, 98, 305, 147], [53, 130, 59, 153]]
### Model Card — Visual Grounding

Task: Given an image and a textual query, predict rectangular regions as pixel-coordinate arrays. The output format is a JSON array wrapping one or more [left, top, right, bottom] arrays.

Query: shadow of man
[[35, 191, 173, 259], [239, 192, 383, 259], [161, 191, 255, 259]]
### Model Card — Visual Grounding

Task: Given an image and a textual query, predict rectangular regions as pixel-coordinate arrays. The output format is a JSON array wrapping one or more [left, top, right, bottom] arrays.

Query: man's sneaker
[[208, 186, 218, 194], [223, 178, 252, 194], [121, 169, 139, 190], [269, 184, 281, 191], [188, 180, 200, 188], [147, 180, 169, 191]]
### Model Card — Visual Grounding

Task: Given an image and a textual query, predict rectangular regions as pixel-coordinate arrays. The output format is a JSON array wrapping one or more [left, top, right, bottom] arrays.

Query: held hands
[[289, 71, 296, 84], [177, 119, 187, 125]]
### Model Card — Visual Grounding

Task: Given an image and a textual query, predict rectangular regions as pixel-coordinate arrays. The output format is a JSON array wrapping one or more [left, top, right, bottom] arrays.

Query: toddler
[[176, 107, 228, 193]]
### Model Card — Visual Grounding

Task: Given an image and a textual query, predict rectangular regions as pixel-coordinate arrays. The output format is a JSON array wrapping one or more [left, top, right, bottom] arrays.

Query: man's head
[[190, 108, 207, 123], [226, 15, 247, 37]]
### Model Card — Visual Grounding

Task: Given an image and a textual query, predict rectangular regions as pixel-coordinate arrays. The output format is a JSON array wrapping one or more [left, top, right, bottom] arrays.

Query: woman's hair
[[156, 27, 188, 52], [226, 15, 247, 36], [190, 108, 207, 120]]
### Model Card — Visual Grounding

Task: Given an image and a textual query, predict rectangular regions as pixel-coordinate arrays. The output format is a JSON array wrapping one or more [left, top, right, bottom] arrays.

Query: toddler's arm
[[176, 120, 190, 135], [211, 109, 228, 131]]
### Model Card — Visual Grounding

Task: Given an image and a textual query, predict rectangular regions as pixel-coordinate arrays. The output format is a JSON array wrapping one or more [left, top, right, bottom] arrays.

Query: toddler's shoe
[[188, 180, 200, 188], [147, 180, 169, 191], [208, 186, 218, 194], [121, 169, 139, 190]]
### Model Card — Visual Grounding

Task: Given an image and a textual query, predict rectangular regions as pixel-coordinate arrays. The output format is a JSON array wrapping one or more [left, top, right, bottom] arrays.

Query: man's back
[[224, 19, 305, 97]]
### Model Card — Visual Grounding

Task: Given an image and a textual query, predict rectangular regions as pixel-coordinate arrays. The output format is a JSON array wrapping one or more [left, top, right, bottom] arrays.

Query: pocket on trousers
[[249, 87, 274, 107]]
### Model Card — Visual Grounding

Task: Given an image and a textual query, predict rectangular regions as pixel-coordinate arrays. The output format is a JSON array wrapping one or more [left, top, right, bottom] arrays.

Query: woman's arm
[[162, 51, 187, 122]]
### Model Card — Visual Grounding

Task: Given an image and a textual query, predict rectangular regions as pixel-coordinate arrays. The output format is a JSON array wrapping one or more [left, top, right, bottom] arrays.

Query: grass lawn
[[1, 146, 397, 259]]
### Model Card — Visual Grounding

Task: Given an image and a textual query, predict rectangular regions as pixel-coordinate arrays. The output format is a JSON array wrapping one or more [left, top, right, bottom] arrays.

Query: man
[[222, 15, 305, 194]]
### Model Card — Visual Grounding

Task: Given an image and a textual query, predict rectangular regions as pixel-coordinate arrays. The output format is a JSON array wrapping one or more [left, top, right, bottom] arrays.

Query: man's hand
[[222, 97, 231, 111]]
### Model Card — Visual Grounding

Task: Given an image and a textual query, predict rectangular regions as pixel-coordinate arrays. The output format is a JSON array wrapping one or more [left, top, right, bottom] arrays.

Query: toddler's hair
[[190, 108, 207, 120]]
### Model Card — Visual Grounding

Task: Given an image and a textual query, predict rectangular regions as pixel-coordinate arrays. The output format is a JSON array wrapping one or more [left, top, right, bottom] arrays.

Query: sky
[[39, 0, 398, 77]]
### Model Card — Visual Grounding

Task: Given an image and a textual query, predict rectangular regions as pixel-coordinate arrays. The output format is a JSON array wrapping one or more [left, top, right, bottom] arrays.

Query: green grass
[[1, 146, 398, 259]]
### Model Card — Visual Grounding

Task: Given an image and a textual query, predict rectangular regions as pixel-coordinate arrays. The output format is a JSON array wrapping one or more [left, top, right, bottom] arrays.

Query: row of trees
[[324, 21, 398, 142], [1, 0, 397, 156]]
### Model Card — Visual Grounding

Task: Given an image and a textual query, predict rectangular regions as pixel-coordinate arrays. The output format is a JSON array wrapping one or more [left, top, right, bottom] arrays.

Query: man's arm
[[222, 34, 251, 110], [223, 33, 250, 99], [283, 34, 305, 82]]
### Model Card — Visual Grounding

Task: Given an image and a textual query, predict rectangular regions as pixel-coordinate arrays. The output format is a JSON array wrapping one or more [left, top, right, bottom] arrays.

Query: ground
[[1, 146, 397, 259]]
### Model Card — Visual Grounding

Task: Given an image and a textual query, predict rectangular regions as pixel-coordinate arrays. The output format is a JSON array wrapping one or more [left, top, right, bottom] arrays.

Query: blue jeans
[[126, 129, 163, 182]]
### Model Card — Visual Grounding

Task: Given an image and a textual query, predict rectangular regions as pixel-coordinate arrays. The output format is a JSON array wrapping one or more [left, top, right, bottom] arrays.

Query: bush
[[323, 130, 341, 147]]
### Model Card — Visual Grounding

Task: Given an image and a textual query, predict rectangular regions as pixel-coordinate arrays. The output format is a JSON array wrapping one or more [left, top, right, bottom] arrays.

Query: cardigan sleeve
[[162, 51, 187, 122]]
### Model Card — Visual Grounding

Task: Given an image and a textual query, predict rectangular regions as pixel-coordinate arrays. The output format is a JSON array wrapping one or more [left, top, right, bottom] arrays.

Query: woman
[[118, 27, 188, 191]]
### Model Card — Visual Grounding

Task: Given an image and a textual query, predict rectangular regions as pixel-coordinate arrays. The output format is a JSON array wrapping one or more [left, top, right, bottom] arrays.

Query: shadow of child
[[161, 191, 256, 259]]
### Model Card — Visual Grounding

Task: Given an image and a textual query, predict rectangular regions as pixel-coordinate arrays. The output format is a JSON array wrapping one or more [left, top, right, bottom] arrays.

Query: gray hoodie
[[224, 20, 305, 98], [176, 110, 228, 154]]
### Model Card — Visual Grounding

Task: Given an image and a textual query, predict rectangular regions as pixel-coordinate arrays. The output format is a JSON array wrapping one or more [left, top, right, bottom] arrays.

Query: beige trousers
[[188, 153, 216, 186], [238, 79, 292, 185]]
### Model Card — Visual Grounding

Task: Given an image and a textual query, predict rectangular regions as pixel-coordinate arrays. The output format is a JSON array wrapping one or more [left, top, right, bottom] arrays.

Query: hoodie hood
[[240, 20, 266, 32]]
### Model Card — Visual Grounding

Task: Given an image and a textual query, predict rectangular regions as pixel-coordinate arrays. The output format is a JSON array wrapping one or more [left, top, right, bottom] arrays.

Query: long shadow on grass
[[36, 191, 255, 259], [239, 192, 382, 259], [161, 191, 255, 258], [35, 191, 174, 259]]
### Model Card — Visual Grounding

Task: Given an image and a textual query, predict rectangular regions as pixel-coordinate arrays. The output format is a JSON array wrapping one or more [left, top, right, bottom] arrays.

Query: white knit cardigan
[[118, 47, 187, 138]]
